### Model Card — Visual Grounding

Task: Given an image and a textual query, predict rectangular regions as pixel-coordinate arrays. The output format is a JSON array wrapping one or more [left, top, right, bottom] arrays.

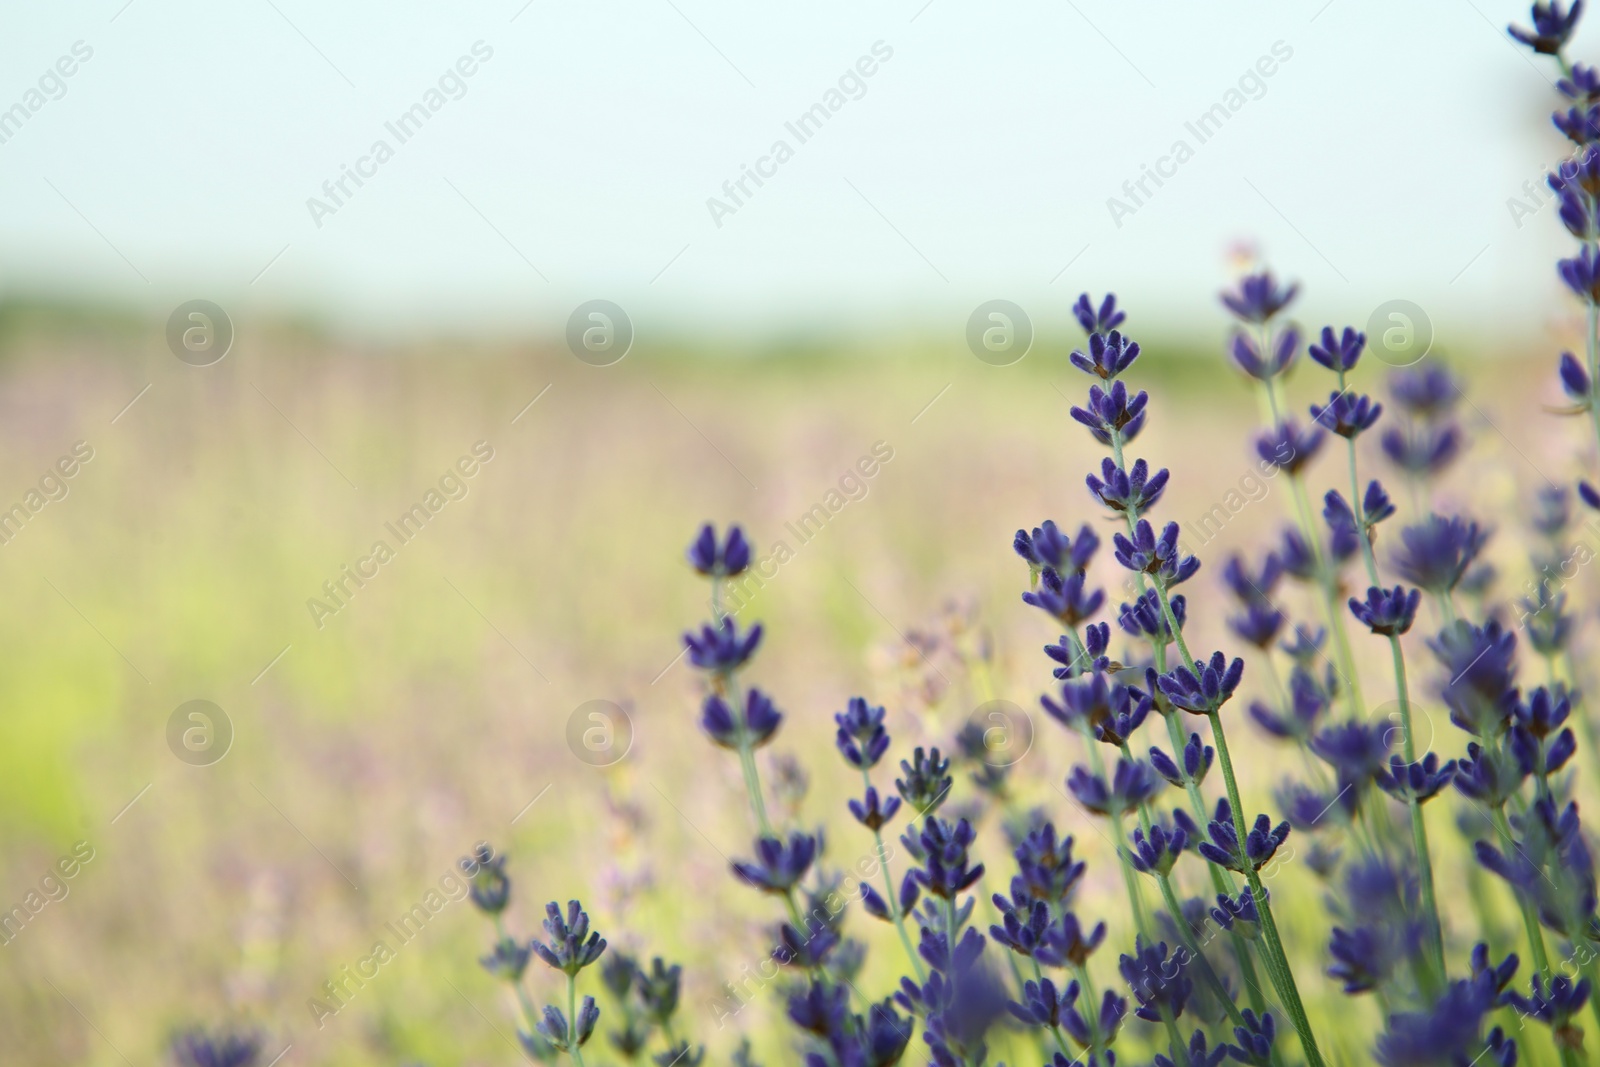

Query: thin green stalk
[[1160, 1011, 1193, 1067], [863, 766, 925, 984], [1072, 962, 1104, 1053], [1207, 706, 1328, 1067], [1491, 805, 1553, 977], [1587, 302, 1600, 462], [1154, 869, 1251, 1032], [567, 974, 588, 1067], [1156, 703, 1274, 1021], [1287, 472, 1366, 714], [1101, 389, 1288, 1053], [1148, 578, 1326, 1067], [1028, 957, 1075, 1057], [1387, 635, 1446, 978], [495, 915, 543, 1033], [1581, 956, 1600, 1036], [1345, 436, 1380, 588]]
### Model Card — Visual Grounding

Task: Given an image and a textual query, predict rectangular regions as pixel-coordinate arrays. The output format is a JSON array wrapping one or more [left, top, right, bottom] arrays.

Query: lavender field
[[8, 2, 1600, 1066]]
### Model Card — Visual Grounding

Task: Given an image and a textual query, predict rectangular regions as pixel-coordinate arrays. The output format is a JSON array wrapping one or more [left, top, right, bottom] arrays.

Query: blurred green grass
[[0, 303, 1584, 1066]]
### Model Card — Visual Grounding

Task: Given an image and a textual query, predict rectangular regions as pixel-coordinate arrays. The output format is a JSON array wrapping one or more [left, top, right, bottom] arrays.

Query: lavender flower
[[1223, 1010, 1278, 1066], [1023, 566, 1106, 626], [686, 522, 751, 577], [909, 816, 985, 899], [732, 833, 817, 894], [1067, 757, 1162, 817], [1087, 457, 1170, 514], [701, 689, 782, 749], [1510, 0, 1584, 54], [1390, 364, 1460, 416], [1307, 326, 1365, 372], [1196, 799, 1289, 873], [171, 1030, 263, 1067], [462, 843, 510, 915], [1113, 520, 1200, 584], [533, 901, 607, 976], [1073, 291, 1126, 335], [1119, 937, 1193, 1021], [683, 618, 763, 672], [1256, 420, 1325, 474], [1072, 379, 1150, 444], [1391, 515, 1490, 592], [1126, 822, 1188, 876], [1380, 424, 1461, 477], [1149, 732, 1214, 787], [537, 999, 600, 1053], [1221, 271, 1298, 323], [1230, 327, 1300, 380], [848, 786, 903, 831], [834, 696, 890, 768], [1157, 650, 1245, 714], [896, 746, 953, 815], [1070, 330, 1142, 379], [1375, 753, 1457, 803], [1349, 585, 1421, 635], [1310, 390, 1382, 438]]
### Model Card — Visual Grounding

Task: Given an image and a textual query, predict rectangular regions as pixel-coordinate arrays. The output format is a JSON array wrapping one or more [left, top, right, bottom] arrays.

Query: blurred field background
[[0, 298, 1587, 1067]]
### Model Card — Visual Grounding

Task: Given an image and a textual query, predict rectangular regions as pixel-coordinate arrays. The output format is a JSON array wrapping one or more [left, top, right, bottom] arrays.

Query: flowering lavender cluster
[[635, 265, 1596, 1065], [458, 841, 700, 1066], [414, 9, 1600, 1065]]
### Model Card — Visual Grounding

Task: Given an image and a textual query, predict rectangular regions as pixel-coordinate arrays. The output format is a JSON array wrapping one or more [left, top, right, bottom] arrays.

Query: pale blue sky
[[0, 0, 1582, 342]]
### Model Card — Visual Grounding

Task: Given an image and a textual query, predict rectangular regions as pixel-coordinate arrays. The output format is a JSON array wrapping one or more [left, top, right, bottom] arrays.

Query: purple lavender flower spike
[[532, 900, 607, 976], [686, 522, 751, 577], [1389, 363, 1461, 416], [1221, 271, 1298, 323], [1256, 419, 1325, 474], [1376, 753, 1457, 803], [1348, 585, 1421, 636], [1112, 519, 1199, 585], [701, 688, 782, 749], [731, 833, 817, 894], [1509, 0, 1584, 54], [1310, 389, 1382, 438], [1067, 757, 1163, 817], [1307, 326, 1366, 372], [834, 695, 889, 768], [1072, 379, 1149, 445], [683, 617, 763, 672], [1157, 650, 1244, 714], [1196, 799, 1289, 873], [1230, 325, 1299, 380], [1073, 291, 1126, 335], [1087, 456, 1169, 513], [1119, 936, 1193, 1022], [1392, 515, 1490, 593], [1070, 329, 1142, 379]]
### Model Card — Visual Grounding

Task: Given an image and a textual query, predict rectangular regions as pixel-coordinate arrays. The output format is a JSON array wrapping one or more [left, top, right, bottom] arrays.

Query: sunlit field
[[0, 291, 1585, 1067]]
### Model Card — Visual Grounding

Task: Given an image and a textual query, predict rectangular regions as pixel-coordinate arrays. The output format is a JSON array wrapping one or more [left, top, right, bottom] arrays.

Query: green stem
[[1161, 1011, 1193, 1067], [1155, 870, 1250, 1031], [1346, 436, 1380, 587], [1492, 805, 1553, 977], [1146, 574, 1324, 1067], [567, 974, 588, 1067], [1072, 962, 1103, 1053], [1387, 636, 1446, 979], [1288, 472, 1365, 714], [494, 916, 543, 1034], [864, 767, 926, 984], [1586, 302, 1600, 463], [1209, 707, 1328, 1067]]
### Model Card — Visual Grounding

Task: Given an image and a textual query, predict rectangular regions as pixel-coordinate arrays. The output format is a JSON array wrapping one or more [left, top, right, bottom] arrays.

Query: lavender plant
[[418, 22, 1600, 1057]]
